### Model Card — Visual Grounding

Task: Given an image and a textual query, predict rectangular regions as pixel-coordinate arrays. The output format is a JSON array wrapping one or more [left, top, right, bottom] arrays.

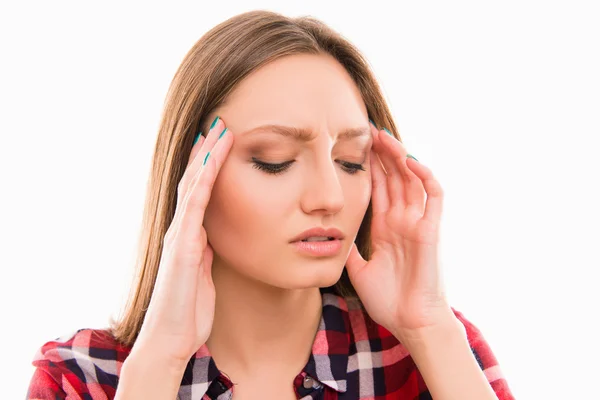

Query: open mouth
[[301, 237, 336, 242]]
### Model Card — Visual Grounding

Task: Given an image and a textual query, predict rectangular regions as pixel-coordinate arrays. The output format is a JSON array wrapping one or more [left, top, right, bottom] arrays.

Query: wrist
[[117, 349, 187, 400], [126, 342, 189, 377], [394, 318, 499, 400], [393, 312, 466, 351]]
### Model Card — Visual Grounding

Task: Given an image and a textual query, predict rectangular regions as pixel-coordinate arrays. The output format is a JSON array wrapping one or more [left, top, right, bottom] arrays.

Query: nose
[[300, 158, 345, 216]]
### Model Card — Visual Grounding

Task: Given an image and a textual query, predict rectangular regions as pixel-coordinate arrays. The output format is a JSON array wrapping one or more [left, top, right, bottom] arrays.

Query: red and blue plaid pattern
[[27, 289, 514, 399]]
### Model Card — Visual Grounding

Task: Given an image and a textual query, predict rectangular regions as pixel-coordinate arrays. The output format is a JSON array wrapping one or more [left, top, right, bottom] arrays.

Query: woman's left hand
[[345, 123, 455, 341]]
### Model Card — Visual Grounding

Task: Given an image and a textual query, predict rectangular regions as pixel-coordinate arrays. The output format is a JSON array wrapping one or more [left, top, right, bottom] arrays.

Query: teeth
[[303, 236, 332, 242]]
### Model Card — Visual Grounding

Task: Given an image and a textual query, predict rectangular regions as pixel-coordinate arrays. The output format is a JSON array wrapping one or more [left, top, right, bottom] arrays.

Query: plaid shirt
[[27, 289, 515, 399]]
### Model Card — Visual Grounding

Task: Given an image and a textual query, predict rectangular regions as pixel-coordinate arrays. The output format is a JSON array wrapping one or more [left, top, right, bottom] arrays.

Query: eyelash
[[251, 158, 366, 176]]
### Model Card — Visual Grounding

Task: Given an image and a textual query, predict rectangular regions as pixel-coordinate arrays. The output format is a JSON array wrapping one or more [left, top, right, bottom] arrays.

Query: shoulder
[[28, 328, 131, 399]]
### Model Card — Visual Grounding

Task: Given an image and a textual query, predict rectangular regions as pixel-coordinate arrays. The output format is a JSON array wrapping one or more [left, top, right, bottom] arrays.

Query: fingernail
[[383, 127, 393, 136], [407, 154, 419, 162], [193, 131, 202, 145], [203, 152, 210, 166], [210, 116, 220, 130], [218, 127, 228, 140], [369, 119, 376, 128]]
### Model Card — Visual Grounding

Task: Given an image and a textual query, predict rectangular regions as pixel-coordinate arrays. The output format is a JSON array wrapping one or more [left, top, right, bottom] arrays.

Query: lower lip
[[292, 239, 342, 256]]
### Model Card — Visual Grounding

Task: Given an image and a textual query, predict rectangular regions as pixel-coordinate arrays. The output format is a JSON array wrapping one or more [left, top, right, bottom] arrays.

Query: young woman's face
[[203, 53, 373, 289]]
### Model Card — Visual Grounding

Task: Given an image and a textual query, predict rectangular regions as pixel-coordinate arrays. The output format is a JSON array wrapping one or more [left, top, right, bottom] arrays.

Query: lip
[[291, 239, 342, 257], [290, 226, 345, 243]]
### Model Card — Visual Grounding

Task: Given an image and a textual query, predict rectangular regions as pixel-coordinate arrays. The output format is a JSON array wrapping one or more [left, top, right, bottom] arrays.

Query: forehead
[[219, 53, 368, 128]]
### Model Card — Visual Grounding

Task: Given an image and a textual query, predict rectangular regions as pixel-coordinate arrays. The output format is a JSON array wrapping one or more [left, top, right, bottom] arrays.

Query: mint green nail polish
[[407, 154, 419, 162], [218, 128, 228, 140], [383, 127, 393, 136], [193, 131, 202, 145], [203, 152, 210, 166], [369, 119, 376, 127], [209, 116, 220, 130]]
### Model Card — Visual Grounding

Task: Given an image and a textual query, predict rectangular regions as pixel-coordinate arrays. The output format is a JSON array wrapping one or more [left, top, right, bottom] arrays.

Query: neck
[[205, 259, 323, 378]]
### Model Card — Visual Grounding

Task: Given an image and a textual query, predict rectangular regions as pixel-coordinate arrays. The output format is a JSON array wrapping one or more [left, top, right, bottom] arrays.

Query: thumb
[[199, 242, 214, 286], [345, 242, 367, 283]]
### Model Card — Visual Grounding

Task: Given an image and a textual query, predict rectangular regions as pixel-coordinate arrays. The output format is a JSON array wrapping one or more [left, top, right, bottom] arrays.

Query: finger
[[197, 242, 214, 296], [370, 145, 390, 214], [406, 158, 444, 224], [187, 133, 205, 169], [378, 131, 425, 212], [175, 126, 233, 244], [344, 242, 367, 284], [199, 241, 214, 284], [177, 117, 226, 210], [371, 128, 406, 210], [195, 242, 215, 340], [369, 125, 390, 212], [168, 117, 227, 245]]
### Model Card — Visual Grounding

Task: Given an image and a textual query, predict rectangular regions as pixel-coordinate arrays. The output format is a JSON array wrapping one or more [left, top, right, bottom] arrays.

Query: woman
[[27, 10, 514, 400]]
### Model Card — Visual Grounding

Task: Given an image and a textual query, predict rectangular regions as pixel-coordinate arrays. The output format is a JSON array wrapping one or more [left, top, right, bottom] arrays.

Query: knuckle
[[187, 188, 206, 209], [188, 174, 209, 204], [436, 183, 444, 196], [163, 230, 175, 247], [177, 178, 188, 197]]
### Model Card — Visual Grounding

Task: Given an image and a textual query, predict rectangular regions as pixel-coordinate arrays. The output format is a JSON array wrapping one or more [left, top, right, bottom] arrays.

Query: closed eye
[[251, 158, 365, 176]]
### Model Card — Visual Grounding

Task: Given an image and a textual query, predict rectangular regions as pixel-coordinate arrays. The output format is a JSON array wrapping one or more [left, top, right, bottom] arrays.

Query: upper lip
[[291, 227, 345, 242]]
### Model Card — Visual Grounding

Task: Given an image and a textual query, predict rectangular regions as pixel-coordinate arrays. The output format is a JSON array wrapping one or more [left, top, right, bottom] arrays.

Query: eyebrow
[[240, 124, 370, 142]]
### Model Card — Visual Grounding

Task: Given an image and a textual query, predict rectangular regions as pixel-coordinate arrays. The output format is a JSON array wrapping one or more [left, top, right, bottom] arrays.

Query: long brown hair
[[108, 10, 401, 348]]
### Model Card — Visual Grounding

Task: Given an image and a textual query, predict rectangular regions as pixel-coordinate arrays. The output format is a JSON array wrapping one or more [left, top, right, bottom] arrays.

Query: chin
[[274, 263, 344, 290]]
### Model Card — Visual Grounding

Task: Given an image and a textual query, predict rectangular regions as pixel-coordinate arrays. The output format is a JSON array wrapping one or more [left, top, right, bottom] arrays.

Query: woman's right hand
[[132, 117, 233, 368]]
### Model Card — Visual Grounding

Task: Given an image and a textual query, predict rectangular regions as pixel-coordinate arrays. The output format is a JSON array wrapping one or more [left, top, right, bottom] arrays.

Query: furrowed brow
[[241, 124, 370, 142]]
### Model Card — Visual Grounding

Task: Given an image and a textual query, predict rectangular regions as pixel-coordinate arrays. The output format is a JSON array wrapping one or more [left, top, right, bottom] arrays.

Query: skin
[[202, 53, 373, 396], [130, 51, 499, 400]]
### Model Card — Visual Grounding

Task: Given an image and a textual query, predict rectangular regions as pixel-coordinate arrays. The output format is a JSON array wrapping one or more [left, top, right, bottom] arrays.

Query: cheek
[[343, 171, 372, 209], [204, 161, 287, 243], [205, 166, 254, 232], [340, 173, 371, 233]]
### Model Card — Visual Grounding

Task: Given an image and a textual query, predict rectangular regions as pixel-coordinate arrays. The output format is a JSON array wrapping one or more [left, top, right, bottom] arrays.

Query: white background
[[2, 1, 599, 399]]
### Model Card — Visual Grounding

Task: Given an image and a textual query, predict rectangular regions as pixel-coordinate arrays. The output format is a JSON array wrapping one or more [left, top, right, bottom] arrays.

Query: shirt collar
[[182, 290, 351, 398]]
